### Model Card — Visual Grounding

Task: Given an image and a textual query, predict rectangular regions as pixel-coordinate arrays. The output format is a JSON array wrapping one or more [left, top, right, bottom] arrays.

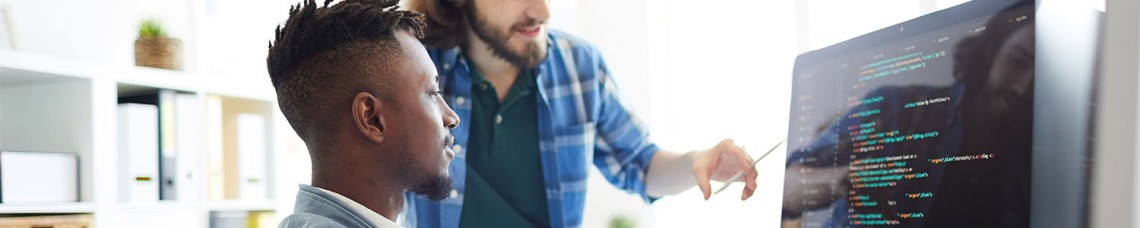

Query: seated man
[[266, 0, 460, 227]]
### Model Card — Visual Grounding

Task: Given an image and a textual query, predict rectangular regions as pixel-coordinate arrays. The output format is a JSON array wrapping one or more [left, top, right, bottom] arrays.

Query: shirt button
[[495, 115, 503, 124], [456, 96, 466, 105], [443, 63, 450, 70], [479, 83, 489, 91], [452, 144, 462, 152], [450, 189, 459, 198]]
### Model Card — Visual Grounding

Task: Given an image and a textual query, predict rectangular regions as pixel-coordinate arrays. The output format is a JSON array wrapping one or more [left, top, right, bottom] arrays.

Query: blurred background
[[0, 0, 1109, 227]]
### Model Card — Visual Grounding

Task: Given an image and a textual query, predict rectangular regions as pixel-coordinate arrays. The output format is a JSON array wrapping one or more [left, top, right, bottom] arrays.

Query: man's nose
[[525, 0, 551, 23], [443, 106, 460, 130]]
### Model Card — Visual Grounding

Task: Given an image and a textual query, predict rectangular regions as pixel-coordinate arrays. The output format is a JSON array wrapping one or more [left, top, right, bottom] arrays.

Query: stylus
[[713, 140, 785, 196]]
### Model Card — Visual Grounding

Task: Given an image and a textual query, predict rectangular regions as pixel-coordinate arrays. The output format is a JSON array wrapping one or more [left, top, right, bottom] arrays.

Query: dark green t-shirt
[[458, 66, 550, 228]]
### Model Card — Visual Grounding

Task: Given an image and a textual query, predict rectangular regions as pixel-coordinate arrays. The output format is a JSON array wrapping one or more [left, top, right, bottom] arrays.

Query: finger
[[721, 138, 735, 145], [742, 167, 759, 200], [728, 142, 754, 169], [693, 163, 712, 201]]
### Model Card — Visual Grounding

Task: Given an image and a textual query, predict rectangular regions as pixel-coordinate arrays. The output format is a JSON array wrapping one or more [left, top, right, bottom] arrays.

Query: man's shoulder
[[548, 29, 602, 58], [278, 212, 349, 228], [547, 30, 592, 48]]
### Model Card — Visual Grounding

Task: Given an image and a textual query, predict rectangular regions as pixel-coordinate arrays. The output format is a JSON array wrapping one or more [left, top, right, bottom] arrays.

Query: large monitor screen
[[782, 1, 1035, 227]]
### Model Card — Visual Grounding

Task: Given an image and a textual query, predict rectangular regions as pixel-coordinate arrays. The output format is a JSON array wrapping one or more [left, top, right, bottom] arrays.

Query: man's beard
[[466, 7, 546, 69], [407, 173, 453, 201], [399, 143, 454, 201]]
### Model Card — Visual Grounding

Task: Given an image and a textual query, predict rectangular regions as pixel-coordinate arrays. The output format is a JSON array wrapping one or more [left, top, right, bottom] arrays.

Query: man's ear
[[352, 92, 387, 144]]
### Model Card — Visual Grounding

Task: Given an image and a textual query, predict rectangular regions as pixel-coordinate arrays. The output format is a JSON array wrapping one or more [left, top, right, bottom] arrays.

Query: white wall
[[0, 0, 292, 80], [0, 0, 116, 62], [644, 1, 796, 226], [560, 0, 972, 227]]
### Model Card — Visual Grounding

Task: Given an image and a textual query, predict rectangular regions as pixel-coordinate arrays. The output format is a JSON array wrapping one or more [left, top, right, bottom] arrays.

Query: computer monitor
[[781, 0, 1100, 227]]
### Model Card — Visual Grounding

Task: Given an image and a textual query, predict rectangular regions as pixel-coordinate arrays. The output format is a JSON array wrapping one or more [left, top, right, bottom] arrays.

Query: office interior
[[0, 0, 1137, 227]]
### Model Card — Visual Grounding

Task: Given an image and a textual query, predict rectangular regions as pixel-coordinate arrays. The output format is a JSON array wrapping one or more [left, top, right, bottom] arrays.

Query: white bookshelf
[[0, 203, 96, 214], [208, 200, 277, 212], [0, 52, 103, 82], [0, 52, 275, 100], [0, 50, 296, 228], [117, 202, 204, 214]]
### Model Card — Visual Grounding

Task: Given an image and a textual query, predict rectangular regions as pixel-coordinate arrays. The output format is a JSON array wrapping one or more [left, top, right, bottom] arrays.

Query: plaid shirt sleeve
[[591, 52, 660, 203], [558, 36, 661, 203]]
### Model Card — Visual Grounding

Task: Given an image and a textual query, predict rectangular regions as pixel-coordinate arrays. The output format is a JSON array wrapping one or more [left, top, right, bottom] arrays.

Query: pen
[[713, 140, 785, 195]]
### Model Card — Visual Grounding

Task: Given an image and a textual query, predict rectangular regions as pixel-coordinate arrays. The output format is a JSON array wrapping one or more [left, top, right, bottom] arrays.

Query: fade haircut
[[267, 0, 425, 151]]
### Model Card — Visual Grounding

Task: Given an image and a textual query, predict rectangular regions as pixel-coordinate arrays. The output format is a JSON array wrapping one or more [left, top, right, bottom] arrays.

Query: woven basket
[[134, 36, 182, 70]]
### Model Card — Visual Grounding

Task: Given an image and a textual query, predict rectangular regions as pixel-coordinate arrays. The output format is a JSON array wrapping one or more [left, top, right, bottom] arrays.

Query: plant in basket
[[134, 18, 181, 70]]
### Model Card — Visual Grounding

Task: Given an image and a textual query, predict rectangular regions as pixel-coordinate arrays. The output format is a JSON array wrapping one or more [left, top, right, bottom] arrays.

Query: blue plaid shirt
[[403, 30, 660, 228]]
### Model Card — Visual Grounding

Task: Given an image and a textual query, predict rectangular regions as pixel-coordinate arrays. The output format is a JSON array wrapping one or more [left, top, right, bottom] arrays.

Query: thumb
[[693, 161, 712, 201]]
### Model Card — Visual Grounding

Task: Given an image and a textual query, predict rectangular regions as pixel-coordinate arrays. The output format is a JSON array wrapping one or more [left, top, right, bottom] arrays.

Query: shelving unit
[[0, 0, 315, 225], [0, 203, 96, 214], [0, 50, 296, 227], [208, 200, 277, 212]]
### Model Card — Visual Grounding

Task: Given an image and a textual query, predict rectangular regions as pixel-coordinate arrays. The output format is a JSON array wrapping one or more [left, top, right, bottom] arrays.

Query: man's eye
[[431, 91, 443, 96]]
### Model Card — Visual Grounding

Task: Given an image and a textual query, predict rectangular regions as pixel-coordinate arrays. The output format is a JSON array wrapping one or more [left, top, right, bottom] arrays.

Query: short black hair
[[267, 0, 425, 150]]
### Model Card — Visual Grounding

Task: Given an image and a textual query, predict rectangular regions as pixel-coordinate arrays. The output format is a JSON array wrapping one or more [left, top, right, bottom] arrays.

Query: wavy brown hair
[[406, 0, 470, 48]]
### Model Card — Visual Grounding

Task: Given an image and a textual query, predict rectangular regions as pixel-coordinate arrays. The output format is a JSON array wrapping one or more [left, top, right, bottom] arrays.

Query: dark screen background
[[783, 3, 1035, 228]]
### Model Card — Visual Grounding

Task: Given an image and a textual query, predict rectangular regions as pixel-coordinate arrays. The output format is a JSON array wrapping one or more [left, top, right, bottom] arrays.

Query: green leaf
[[138, 18, 166, 38]]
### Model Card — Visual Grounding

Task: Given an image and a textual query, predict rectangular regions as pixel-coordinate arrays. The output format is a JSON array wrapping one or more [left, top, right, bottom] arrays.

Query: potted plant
[[134, 18, 182, 70], [609, 214, 636, 228]]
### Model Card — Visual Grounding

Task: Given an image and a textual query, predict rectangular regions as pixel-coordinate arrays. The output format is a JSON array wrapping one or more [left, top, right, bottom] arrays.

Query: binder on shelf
[[208, 210, 275, 228], [247, 211, 277, 228], [120, 90, 205, 202], [117, 103, 159, 203], [121, 90, 178, 201], [206, 95, 275, 201], [0, 151, 78, 203], [237, 113, 268, 201], [173, 92, 204, 202], [207, 95, 226, 201], [209, 210, 248, 228]]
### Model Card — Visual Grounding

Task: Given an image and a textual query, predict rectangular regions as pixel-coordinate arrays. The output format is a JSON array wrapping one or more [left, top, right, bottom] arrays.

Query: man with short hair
[[266, 0, 460, 227], [404, 0, 761, 227]]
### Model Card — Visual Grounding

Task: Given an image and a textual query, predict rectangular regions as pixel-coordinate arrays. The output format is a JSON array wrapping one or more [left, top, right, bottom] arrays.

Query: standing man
[[267, 0, 460, 227], [404, 0, 760, 227]]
